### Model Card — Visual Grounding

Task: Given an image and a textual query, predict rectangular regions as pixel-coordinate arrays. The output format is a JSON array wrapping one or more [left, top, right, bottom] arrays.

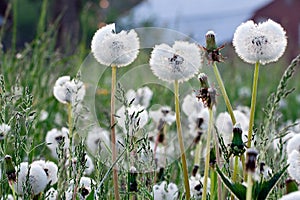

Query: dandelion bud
[[230, 123, 246, 157], [4, 155, 16, 183], [246, 148, 259, 173], [129, 166, 138, 192], [198, 73, 209, 89]]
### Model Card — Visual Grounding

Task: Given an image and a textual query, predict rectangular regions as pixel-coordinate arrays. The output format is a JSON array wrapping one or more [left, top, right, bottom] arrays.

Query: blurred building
[[251, 0, 300, 60]]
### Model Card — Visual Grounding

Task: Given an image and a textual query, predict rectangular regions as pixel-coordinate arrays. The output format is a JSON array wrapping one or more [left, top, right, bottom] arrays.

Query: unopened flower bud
[[246, 148, 258, 173], [230, 123, 246, 157]]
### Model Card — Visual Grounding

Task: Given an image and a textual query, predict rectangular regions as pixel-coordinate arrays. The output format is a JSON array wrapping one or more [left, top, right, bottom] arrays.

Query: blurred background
[[0, 0, 299, 58]]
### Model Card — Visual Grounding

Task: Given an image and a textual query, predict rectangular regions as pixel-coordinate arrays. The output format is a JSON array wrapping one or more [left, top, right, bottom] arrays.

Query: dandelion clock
[[150, 40, 202, 199], [91, 23, 140, 200]]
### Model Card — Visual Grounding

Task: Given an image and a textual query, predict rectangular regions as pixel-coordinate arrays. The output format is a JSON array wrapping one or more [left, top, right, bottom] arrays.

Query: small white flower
[[287, 150, 300, 183], [126, 86, 153, 108], [45, 127, 70, 158], [286, 134, 300, 155], [15, 162, 48, 195], [216, 110, 250, 146], [0, 123, 11, 140], [149, 41, 202, 83], [86, 126, 110, 155], [91, 23, 140, 67], [149, 106, 176, 126], [189, 174, 210, 199], [279, 191, 300, 200], [31, 160, 58, 185], [153, 181, 178, 200], [233, 19, 287, 65], [116, 104, 148, 135], [53, 76, 86, 105], [45, 187, 58, 200]]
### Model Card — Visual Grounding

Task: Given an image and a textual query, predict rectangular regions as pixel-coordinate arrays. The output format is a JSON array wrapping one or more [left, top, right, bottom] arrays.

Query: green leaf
[[256, 164, 289, 200], [216, 166, 247, 200]]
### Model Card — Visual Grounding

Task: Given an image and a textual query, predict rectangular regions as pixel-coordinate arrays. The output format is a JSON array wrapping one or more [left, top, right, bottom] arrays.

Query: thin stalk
[[247, 61, 260, 148], [194, 142, 201, 167], [246, 173, 253, 200], [232, 156, 239, 182], [231, 156, 239, 200], [210, 168, 217, 200], [212, 62, 236, 124], [213, 126, 222, 200], [174, 80, 190, 200], [202, 108, 213, 200], [111, 65, 120, 200], [241, 155, 246, 181]]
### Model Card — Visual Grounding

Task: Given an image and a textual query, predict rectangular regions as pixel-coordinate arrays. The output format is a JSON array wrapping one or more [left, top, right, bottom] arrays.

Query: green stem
[[174, 80, 190, 200], [111, 66, 120, 200], [232, 156, 239, 183], [246, 172, 253, 200], [212, 62, 236, 124], [210, 168, 217, 199], [247, 61, 260, 148], [241, 155, 247, 181], [194, 141, 201, 167], [202, 108, 213, 200]]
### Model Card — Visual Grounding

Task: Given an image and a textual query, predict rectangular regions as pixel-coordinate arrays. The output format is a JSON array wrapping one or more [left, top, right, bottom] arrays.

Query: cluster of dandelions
[[2, 18, 300, 200]]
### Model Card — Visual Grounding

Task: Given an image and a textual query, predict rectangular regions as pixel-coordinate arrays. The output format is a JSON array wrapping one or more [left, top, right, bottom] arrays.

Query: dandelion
[[245, 148, 259, 200], [126, 86, 153, 108], [53, 76, 85, 105], [31, 160, 58, 185], [150, 41, 202, 83], [91, 23, 139, 67], [45, 127, 70, 158], [149, 106, 176, 126], [0, 123, 11, 140], [150, 40, 202, 199], [116, 104, 149, 135], [152, 181, 178, 200], [91, 23, 140, 200], [86, 126, 110, 155], [279, 191, 300, 200], [287, 150, 300, 183], [14, 162, 48, 195], [233, 19, 287, 65], [286, 134, 300, 155], [65, 177, 96, 200], [233, 19, 287, 148], [189, 174, 210, 199], [45, 187, 58, 200]]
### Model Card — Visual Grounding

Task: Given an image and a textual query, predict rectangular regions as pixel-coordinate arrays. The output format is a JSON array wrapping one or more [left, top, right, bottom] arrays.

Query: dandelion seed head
[[126, 86, 153, 108], [86, 126, 110, 155], [150, 41, 202, 83], [53, 76, 85, 105], [116, 104, 148, 135], [149, 106, 176, 126], [189, 174, 210, 199], [233, 19, 287, 65], [32, 160, 58, 185], [287, 150, 300, 183], [286, 134, 300, 155], [152, 181, 178, 200], [0, 123, 11, 140], [45, 187, 58, 200], [279, 191, 300, 200], [91, 23, 140, 67], [45, 127, 70, 158], [15, 162, 48, 195]]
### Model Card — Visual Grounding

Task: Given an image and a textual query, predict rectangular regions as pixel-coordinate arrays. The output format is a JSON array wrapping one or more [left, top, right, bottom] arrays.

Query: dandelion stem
[[174, 80, 190, 200], [111, 65, 120, 200], [247, 61, 260, 148], [194, 141, 201, 167], [246, 172, 253, 200], [232, 156, 239, 183], [203, 108, 213, 200], [212, 62, 236, 124]]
